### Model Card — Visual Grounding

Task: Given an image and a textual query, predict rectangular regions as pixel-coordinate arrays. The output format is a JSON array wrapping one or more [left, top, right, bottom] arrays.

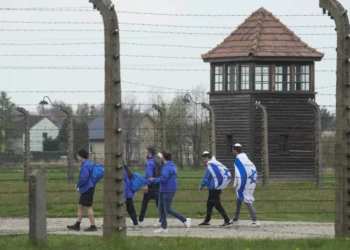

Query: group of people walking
[[125, 147, 191, 234], [67, 143, 260, 233]]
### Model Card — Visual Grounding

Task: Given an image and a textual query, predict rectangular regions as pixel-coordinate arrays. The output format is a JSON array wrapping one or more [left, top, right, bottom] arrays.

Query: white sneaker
[[184, 218, 191, 229], [251, 221, 261, 227], [138, 221, 144, 228], [232, 220, 239, 226], [132, 225, 140, 231], [154, 228, 168, 234]]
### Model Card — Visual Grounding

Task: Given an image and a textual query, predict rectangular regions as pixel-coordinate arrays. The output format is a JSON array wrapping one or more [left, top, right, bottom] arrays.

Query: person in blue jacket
[[198, 151, 231, 227], [148, 150, 191, 234], [124, 165, 139, 230], [67, 149, 97, 232], [138, 146, 160, 225]]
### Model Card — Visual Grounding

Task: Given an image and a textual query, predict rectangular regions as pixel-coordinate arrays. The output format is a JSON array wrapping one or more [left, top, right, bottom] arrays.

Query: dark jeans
[[126, 198, 138, 226], [159, 192, 187, 229], [138, 190, 159, 222], [204, 190, 230, 223]]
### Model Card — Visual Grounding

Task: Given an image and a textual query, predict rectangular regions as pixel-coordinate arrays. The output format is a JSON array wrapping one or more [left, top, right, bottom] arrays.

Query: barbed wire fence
[[0, 1, 344, 241]]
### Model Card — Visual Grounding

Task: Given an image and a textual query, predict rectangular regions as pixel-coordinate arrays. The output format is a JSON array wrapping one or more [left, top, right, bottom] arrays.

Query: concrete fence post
[[320, 0, 350, 237], [255, 101, 269, 187], [90, 0, 126, 238], [16, 107, 31, 182], [29, 170, 47, 245], [308, 99, 323, 189], [201, 103, 216, 157], [60, 108, 74, 183]]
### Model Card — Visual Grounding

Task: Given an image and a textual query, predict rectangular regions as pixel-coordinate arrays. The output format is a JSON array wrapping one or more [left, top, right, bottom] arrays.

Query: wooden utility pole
[[16, 107, 30, 182], [90, 0, 125, 238], [255, 101, 269, 187], [60, 108, 74, 183], [320, 0, 350, 237], [308, 99, 323, 189], [201, 103, 216, 157], [152, 104, 166, 150]]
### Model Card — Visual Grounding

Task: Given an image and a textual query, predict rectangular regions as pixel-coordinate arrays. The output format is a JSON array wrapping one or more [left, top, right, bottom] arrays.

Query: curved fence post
[[16, 107, 30, 182], [255, 101, 269, 187], [152, 104, 166, 150], [320, 0, 350, 237], [90, 0, 125, 238], [308, 99, 323, 189]]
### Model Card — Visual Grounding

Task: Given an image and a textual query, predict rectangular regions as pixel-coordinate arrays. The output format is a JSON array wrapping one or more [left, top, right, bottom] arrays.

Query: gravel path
[[0, 217, 334, 239]]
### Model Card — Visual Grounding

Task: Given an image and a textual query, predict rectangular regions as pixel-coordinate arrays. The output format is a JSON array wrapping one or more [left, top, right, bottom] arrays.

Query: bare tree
[[165, 95, 190, 168], [76, 103, 90, 123], [187, 84, 210, 169]]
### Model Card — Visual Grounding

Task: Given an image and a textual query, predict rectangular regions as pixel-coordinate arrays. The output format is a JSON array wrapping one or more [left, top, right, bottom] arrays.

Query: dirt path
[[0, 218, 334, 239]]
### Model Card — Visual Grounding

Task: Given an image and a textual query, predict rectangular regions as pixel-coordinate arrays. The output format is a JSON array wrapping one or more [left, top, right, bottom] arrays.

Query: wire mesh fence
[[0, 1, 344, 241]]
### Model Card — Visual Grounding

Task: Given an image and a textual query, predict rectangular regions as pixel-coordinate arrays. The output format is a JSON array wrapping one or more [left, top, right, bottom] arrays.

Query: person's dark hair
[[124, 165, 133, 179], [162, 150, 172, 161], [77, 149, 88, 159], [147, 146, 156, 156], [234, 146, 243, 154], [202, 152, 212, 159]]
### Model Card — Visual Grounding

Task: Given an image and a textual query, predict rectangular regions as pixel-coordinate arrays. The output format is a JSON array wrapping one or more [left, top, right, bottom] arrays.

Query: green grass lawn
[[1, 235, 350, 250], [0, 166, 336, 222]]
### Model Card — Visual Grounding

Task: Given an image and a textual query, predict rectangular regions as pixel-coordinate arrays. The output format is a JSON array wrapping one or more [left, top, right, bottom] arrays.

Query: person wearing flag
[[232, 143, 260, 227], [198, 151, 232, 227]]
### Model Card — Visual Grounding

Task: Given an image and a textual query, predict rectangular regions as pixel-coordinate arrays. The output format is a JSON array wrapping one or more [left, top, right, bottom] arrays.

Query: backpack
[[152, 158, 163, 178], [130, 172, 144, 192], [90, 163, 104, 184]]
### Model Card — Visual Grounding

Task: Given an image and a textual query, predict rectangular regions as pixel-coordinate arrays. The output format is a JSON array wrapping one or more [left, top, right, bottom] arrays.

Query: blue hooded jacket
[[76, 159, 95, 194], [153, 160, 178, 192], [144, 156, 156, 186], [200, 168, 215, 190], [124, 169, 134, 199]]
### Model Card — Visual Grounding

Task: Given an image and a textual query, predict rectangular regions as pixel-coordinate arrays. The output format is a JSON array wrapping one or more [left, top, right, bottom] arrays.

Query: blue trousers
[[158, 192, 186, 229]]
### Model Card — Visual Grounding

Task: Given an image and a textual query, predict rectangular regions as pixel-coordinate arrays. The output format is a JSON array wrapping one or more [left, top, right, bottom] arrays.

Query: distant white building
[[9, 116, 60, 153]]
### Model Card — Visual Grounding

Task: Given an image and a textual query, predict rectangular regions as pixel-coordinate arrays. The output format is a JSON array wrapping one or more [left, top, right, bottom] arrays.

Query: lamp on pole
[[39, 96, 74, 183], [152, 104, 166, 150], [183, 94, 216, 156]]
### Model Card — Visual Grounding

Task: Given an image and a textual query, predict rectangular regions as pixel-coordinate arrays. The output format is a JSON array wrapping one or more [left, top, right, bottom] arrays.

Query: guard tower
[[202, 8, 324, 180]]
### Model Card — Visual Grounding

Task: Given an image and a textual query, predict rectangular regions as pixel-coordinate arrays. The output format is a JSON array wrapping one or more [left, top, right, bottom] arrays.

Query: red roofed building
[[202, 7, 324, 180]]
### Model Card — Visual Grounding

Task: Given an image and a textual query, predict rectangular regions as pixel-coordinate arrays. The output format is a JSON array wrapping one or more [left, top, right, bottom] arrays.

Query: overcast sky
[[0, 0, 347, 114]]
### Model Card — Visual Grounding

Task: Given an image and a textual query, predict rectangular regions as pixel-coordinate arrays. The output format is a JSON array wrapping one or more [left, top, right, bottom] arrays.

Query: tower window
[[227, 64, 238, 91], [276, 66, 290, 91], [279, 134, 289, 153], [213, 65, 224, 91], [42, 133, 48, 139], [241, 64, 251, 90], [255, 65, 270, 90], [295, 65, 310, 91]]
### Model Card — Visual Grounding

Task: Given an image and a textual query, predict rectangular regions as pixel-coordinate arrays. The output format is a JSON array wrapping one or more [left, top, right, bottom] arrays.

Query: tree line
[[0, 89, 336, 168]]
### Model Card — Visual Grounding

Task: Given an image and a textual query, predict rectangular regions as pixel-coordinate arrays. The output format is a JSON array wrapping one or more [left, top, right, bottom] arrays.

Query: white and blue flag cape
[[234, 153, 258, 203], [207, 156, 232, 190]]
